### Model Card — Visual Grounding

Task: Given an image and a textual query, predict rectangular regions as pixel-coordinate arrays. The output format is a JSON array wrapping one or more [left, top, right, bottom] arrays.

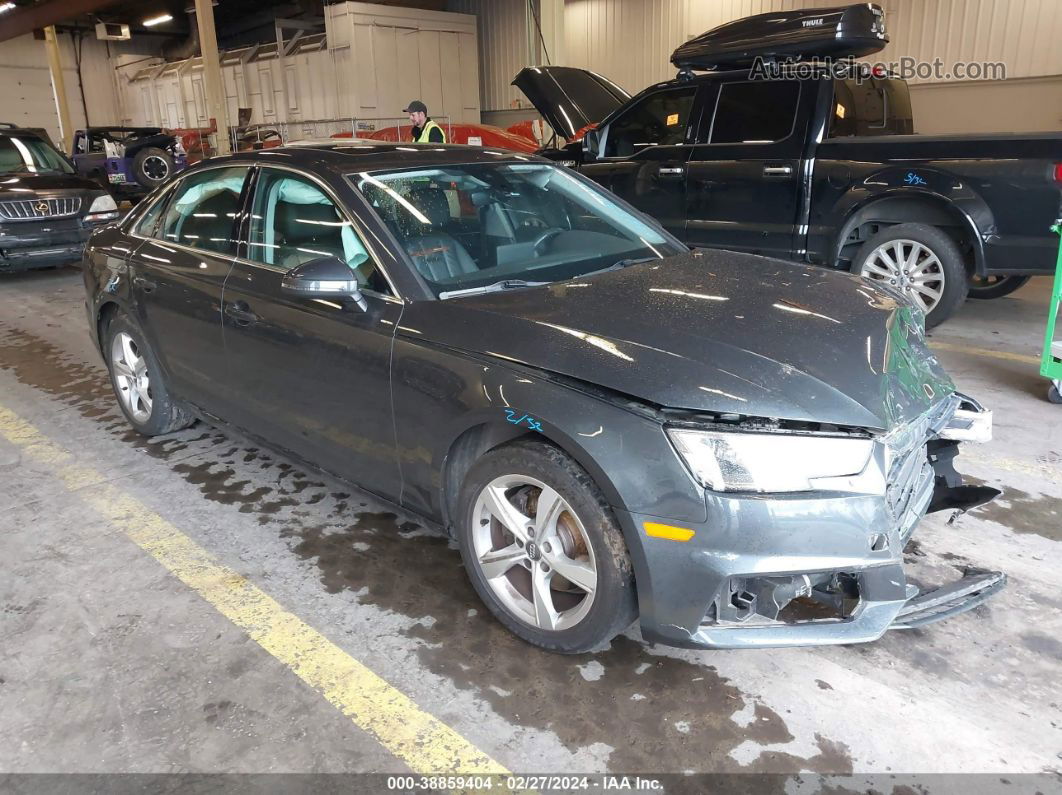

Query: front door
[[129, 165, 250, 416], [684, 79, 808, 258], [581, 84, 700, 239], [221, 166, 403, 500]]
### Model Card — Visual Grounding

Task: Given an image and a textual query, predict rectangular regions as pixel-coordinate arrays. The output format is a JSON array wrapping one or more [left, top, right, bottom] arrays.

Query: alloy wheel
[[143, 156, 169, 181], [860, 238, 945, 315], [110, 331, 153, 423], [471, 475, 598, 632]]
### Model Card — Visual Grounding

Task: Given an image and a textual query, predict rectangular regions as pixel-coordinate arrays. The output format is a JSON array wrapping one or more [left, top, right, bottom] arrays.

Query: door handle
[[763, 165, 794, 177], [657, 166, 685, 176], [133, 275, 157, 293], [224, 301, 259, 326]]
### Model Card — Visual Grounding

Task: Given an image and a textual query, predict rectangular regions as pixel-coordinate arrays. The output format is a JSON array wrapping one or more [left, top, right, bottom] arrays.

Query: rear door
[[582, 84, 702, 238], [221, 166, 403, 499], [684, 78, 809, 258], [128, 165, 251, 416]]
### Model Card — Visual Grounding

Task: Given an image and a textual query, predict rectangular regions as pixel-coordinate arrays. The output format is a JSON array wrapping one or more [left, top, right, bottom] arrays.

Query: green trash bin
[[1043, 222, 1062, 403]]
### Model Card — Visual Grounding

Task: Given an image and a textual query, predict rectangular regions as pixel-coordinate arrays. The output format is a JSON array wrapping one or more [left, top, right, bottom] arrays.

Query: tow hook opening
[[706, 572, 861, 627]]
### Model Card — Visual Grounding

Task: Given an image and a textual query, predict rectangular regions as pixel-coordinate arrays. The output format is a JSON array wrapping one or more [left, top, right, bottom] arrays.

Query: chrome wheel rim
[[471, 475, 597, 632], [143, 155, 169, 181], [860, 239, 944, 315], [110, 331, 153, 423]]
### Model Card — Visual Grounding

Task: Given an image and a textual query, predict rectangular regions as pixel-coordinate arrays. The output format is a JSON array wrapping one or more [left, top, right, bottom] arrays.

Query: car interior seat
[[402, 186, 479, 282], [276, 200, 347, 270]]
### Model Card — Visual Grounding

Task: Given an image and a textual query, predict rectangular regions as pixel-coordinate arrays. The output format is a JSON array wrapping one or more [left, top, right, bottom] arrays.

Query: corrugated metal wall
[[565, 0, 1062, 93], [449, 0, 532, 112]]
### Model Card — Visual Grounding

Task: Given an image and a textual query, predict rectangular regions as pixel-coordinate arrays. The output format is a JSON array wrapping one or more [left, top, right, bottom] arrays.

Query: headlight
[[85, 193, 119, 222], [667, 428, 875, 493]]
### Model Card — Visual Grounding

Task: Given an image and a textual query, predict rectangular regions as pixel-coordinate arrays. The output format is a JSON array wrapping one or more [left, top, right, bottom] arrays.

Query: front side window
[[0, 135, 74, 175], [603, 87, 697, 157], [157, 167, 248, 254], [352, 163, 683, 297], [245, 168, 390, 294], [708, 81, 800, 144]]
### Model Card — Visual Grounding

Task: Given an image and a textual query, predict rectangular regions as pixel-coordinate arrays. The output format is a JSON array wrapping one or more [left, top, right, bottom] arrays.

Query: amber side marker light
[[643, 522, 695, 542]]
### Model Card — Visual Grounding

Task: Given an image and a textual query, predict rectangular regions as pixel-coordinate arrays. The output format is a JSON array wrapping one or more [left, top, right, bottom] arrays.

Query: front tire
[[104, 312, 193, 436], [854, 223, 968, 328], [967, 274, 1031, 300], [456, 440, 637, 653]]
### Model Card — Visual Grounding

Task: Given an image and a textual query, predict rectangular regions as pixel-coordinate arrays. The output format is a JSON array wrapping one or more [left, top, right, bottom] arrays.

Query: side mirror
[[582, 129, 602, 160], [281, 256, 367, 311]]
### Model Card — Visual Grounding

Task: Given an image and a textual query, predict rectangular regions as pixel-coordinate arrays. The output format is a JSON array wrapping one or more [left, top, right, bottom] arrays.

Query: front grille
[[0, 197, 82, 221]]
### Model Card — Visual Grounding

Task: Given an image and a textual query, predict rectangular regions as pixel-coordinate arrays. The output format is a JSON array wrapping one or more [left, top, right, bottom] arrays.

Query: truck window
[[829, 78, 914, 137], [603, 86, 697, 157], [708, 81, 800, 144]]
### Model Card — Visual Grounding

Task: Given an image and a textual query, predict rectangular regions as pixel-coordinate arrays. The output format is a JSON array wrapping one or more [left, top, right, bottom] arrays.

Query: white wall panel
[[450, 0, 530, 111], [559, 0, 1062, 95]]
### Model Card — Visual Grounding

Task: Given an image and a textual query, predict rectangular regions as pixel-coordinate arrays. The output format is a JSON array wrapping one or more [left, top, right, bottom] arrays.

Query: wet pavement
[[1, 266, 1060, 779]]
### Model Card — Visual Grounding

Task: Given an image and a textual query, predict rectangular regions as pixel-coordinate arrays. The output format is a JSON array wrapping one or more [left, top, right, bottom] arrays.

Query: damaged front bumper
[[622, 393, 1005, 650]]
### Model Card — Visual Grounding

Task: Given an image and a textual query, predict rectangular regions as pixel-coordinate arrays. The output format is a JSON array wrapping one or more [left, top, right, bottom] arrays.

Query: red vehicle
[[332, 123, 538, 152]]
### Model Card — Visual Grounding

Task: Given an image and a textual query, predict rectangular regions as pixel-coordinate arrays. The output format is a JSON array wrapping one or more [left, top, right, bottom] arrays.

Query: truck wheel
[[456, 440, 637, 654], [967, 275, 1031, 300], [1048, 381, 1062, 405], [132, 147, 174, 189], [854, 223, 968, 328]]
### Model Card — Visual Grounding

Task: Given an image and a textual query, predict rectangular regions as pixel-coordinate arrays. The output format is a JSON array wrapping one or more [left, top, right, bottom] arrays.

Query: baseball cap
[[403, 100, 427, 114]]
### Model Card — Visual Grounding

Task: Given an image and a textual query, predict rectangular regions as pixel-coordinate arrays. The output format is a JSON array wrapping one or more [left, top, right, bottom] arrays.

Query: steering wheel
[[532, 227, 564, 256]]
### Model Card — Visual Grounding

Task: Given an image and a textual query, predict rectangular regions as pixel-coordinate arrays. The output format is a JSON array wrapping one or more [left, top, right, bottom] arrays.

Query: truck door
[[580, 84, 703, 239], [684, 78, 809, 259]]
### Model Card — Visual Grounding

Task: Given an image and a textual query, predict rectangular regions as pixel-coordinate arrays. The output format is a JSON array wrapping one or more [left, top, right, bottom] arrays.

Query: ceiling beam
[[0, 0, 125, 43]]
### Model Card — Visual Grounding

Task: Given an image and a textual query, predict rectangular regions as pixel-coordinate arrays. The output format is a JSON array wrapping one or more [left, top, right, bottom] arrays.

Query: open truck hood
[[405, 249, 954, 433], [511, 66, 630, 140]]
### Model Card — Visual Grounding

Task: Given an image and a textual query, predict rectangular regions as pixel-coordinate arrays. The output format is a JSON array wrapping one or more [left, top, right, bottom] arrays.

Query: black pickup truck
[[515, 3, 1062, 326]]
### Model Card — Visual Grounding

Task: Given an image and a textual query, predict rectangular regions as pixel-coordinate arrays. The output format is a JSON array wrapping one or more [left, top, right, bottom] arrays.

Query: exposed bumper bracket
[[890, 569, 1006, 630]]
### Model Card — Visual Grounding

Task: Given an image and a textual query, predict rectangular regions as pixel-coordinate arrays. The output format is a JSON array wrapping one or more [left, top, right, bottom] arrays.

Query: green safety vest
[[413, 120, 446, 143]]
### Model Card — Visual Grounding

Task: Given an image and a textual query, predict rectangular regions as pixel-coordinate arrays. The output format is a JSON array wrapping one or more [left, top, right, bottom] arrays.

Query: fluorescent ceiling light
[[0, 3, 16, 12], [143, 13, 173, 26]]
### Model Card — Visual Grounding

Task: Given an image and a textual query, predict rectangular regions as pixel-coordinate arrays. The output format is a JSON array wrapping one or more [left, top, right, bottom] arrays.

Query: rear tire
[[1049, 382, 1062, 405], [132, 146, 174, 189], [967, 274, 1031, 300], [455, 440, 637, 654], [104, 311, 193, 436], [854, 223, 968, 328]]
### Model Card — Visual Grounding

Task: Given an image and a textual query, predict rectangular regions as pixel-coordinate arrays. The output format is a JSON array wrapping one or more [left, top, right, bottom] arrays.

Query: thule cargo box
[[671, 3, 888, 71]]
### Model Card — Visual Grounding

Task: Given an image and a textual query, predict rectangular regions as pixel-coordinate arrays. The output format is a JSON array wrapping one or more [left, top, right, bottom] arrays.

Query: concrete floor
[[0, 266, 1060, 781]]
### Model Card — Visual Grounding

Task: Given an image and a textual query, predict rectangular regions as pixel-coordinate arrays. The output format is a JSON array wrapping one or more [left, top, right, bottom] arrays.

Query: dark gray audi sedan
[[82, 143, 1004, 653]]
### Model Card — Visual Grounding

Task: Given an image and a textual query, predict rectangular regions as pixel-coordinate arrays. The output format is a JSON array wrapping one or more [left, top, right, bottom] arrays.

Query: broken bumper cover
[[619, 395, 1005, 650]]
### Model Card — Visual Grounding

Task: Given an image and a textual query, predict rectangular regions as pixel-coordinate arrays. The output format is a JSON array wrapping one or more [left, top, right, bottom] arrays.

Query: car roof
[[202, 142, 547, 173]]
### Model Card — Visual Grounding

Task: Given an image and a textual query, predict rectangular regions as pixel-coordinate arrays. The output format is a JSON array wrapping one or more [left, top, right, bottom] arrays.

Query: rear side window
[[708, 81, 800, 144], [157, 167, 248, 254], [830, 78, 914, 137], [604, 87, 697, 157], [132, 193, 168, 237]]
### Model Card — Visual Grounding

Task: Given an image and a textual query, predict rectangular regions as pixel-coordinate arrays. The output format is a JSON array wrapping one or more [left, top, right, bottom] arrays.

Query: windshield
[[0, 135, 74, 175], [350, 162, 683, 297]]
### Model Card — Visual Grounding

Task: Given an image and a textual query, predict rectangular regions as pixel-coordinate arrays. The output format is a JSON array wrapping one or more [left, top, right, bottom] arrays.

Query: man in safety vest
[[404, 100, 447, 143]]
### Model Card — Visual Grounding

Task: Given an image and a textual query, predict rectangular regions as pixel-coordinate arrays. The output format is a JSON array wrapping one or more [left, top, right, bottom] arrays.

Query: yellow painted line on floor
[[0, 403, 508, 778], [929, 341, 1041, 366]]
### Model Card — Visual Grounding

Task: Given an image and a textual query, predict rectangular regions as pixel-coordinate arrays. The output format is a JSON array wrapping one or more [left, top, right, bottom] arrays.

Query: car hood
[[511, 66, 630, 140], [403, 249, 955, 432], [0, 173, 99, 197]]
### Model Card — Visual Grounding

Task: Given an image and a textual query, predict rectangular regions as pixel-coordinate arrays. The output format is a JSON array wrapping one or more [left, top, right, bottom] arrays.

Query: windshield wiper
[[438, 279, 550, 300], [578, 256, 658, 279]]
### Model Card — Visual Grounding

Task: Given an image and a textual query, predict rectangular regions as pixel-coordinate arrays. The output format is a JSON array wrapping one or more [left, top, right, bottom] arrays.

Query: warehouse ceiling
[[0, 0, 450, 46]]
